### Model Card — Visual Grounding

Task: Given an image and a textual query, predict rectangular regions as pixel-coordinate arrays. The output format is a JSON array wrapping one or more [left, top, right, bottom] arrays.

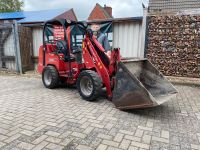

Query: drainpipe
[[13, 20, 22, 74], [141, 5, 148, 58]]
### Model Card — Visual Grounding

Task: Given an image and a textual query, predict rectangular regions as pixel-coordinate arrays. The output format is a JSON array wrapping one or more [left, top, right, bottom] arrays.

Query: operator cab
[[43, 19, 86, 63]]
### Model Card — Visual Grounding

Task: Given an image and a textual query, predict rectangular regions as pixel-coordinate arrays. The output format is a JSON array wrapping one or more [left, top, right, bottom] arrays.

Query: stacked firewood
[[147, 15, 200, 78]]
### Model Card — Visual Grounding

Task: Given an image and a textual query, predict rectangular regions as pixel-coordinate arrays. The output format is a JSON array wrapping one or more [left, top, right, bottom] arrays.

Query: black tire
[[42, 66, 59, 89], [77, 70, 102, 101]]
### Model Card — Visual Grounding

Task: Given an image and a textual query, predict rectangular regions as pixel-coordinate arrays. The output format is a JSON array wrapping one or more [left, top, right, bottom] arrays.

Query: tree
[[0, 0, 23, 12]]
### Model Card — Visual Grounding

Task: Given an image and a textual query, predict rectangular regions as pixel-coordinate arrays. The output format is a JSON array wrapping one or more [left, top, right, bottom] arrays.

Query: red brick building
[[88, 3, 113, 20]]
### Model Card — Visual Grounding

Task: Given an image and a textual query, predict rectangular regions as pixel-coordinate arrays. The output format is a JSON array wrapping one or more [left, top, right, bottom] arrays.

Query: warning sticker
[[53, 25, 64, 40]]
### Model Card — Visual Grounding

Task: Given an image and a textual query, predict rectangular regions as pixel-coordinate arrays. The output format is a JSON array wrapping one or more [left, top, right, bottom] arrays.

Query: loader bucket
[[112, 59, 178, 109]]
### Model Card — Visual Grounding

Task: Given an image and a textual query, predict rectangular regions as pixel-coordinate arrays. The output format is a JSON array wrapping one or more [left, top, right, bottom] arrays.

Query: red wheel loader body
[[38, 19, 177, 110]]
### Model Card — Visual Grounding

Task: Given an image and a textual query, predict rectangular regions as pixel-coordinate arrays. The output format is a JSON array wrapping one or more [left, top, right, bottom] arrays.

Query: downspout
[[141, 6, 148, 58]]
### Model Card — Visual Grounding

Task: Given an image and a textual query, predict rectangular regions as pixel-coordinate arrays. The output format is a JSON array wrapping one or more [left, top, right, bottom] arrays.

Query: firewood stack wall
[[147, 15, 200, 78]]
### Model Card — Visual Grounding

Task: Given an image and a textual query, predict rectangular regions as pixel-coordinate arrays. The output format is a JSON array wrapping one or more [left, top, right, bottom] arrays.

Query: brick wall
[[147, 14, 200, 78]]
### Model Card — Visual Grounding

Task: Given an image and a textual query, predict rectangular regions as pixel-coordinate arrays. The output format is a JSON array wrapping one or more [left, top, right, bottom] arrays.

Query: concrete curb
[[0, 70, 41, 78], [166, 76, 200, 87]]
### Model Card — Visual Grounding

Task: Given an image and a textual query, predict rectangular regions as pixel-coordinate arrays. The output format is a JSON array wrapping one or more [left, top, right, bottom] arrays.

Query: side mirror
[[86, 29, 93, 38]]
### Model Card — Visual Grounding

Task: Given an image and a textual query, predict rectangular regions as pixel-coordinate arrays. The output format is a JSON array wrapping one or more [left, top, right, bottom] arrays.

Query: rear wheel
[[42, 66, 59, 89], [77, 70, 102, 101]]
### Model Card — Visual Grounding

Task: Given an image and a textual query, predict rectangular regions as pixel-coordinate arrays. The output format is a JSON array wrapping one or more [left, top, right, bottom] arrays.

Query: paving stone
[[146, 120, 154, 128], [105, 123, 114, 130], [78, 118, 87, 124], [191, 144, 200, 150], [45, 122, 57, 127], [96, 144, 108, 150], [198, 137, 200, 143], [102, 139, 120, 147], [106, 116, 118, 121], [138, 126, 153, 132], [4, 133, 21, 143], [91, 123, 104, 128], [71, 132, 86, 138], [107, 146, 122, 150], [45, 136, 62, 143], [21, 125, 35, 131], [60, 138, 73, 146], [83, 126, 94, 134], [131, 141, 150, 149], [97, 115, 105, 121], [7, 128, 22, 137], [142, 135, 151, 144], [45, 143, 63, 150], [0, 142, 6, 148], [0, 123, 11, 130], [45, 131, 60, 137], [76, 144, 93, 150], [59, 131, 72, 138], [20, 130, 34, 136], [152, 136, 169, 143], [0, 134, 8, 141], [80, 122, 90, 129], [32, 141, 49, 150], [119, 139, 131, 149], [161, 130, 169, 139], [124, 135, 141, 142], [128, 146, 139, 150], [32, 135, 48, 145], [10, 147, 21, 150], [88, 119, 100, 124], [119, 130, 134, 135], [114, 133, 124, 142], [17, 142, 35, 150], [169, 144, 181, 150], [33, 125, 46, 132], [97, 133, 113, 140], [135, 129, 144, 137]]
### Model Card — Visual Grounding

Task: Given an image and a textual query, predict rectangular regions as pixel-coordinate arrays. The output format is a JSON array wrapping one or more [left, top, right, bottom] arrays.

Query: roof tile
[[149, 0, 200, 12], [88, 3, 113, 20], [0, 9, 77, 23]]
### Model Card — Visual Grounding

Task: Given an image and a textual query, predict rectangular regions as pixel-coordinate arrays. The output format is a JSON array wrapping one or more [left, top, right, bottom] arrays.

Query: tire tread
[[77, 70, 102, 101], [42, 66, 59, 89]]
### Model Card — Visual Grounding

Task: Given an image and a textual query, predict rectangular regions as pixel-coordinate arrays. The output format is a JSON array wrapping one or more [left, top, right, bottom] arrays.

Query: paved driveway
[[0, 76, 200, 150]]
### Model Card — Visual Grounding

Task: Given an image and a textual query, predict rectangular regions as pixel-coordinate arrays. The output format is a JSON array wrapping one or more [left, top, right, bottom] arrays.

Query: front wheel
[[77, 70, 102, 101], [42, 66, 59, 89]]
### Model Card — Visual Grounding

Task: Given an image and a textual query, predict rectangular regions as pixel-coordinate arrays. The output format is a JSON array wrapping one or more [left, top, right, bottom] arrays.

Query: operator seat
[[56, 40, 75, 62]]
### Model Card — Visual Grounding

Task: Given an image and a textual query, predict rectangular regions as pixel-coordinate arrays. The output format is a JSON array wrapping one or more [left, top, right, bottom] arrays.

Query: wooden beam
[[32, 56, 38, 63], [1, 56, 15, 61]]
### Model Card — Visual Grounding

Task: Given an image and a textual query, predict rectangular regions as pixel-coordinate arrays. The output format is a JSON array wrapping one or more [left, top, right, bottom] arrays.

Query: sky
[[23, 0, 148, 20]]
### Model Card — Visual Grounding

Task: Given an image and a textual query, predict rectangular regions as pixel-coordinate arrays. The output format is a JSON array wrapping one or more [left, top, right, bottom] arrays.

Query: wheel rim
[[80, 76, 93, 96], [44, 70, 52, 86]]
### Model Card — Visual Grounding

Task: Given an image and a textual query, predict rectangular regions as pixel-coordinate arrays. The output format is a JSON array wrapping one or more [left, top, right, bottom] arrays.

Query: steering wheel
[[56, 40, 67, 53]]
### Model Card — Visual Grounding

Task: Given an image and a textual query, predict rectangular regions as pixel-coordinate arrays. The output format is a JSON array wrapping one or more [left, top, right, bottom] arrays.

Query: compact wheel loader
[[38, 19, 177, 109]]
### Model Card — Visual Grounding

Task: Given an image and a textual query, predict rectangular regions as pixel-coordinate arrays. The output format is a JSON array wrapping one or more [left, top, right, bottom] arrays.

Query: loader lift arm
[[82, 30, 120, 99]]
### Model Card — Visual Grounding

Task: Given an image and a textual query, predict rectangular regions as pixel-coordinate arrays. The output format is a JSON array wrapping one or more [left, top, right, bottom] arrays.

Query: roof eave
[[0, 17, 24, 20], [87, 16, 143, 23], [19, 21, 44, 27]]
